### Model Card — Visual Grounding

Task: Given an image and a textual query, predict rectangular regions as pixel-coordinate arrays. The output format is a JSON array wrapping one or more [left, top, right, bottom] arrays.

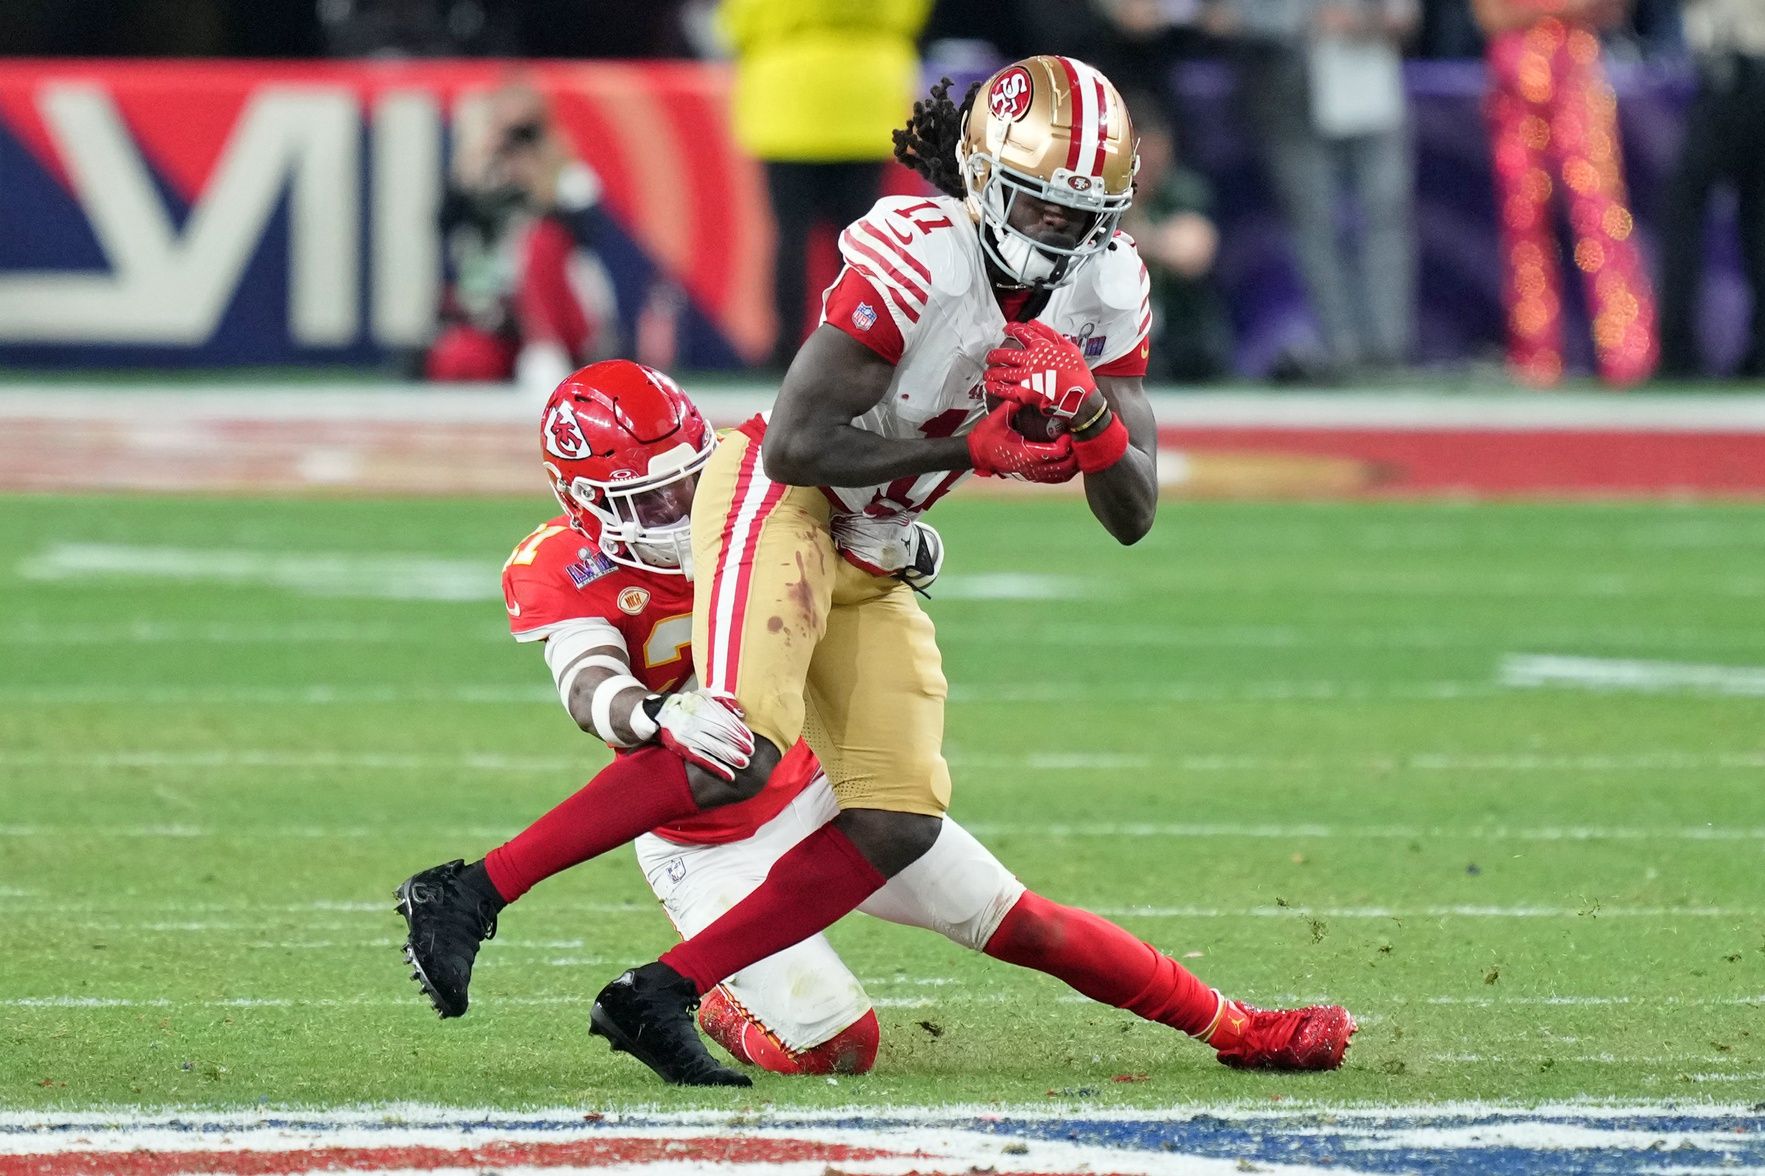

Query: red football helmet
[[539, 361, 716, 577]]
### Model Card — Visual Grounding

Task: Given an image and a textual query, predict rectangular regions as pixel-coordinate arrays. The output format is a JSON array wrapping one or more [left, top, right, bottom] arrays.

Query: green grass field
[[3, 493, 1763, 1112]]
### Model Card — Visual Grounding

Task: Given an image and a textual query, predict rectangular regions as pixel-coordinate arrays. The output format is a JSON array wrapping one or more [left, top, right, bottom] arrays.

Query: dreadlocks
[[892, 78, 982, 201]]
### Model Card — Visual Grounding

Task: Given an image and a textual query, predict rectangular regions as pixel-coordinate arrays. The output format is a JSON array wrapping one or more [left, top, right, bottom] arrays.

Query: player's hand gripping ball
[[982, 394, 1070, 443], [966, 401, 1079, 483], [981, 333, 1070, 443], [983, 320, 1098, 442]]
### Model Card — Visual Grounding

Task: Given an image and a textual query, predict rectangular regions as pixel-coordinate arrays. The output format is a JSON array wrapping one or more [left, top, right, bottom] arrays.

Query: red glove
[[983, 320, 1097, 420], [966, 401, 1079, 483]]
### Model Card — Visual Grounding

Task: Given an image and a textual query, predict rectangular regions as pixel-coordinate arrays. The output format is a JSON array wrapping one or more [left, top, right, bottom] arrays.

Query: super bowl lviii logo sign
[[0, 62, 770, 368]]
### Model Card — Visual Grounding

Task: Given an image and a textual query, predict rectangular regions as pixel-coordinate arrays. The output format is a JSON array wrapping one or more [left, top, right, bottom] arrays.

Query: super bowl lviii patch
[[566, 552, 616, 588]]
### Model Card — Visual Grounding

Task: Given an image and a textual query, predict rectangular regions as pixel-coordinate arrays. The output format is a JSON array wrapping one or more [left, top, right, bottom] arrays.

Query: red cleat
[[696, 985, 764, 1067], [1209, 1002, 1357, 1071], [697, 985, 879, 1075]]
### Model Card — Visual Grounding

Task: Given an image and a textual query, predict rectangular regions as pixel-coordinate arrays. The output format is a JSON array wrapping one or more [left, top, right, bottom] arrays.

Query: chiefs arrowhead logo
[[987, 66, 1033, 122], [543, 403, 590, 459]]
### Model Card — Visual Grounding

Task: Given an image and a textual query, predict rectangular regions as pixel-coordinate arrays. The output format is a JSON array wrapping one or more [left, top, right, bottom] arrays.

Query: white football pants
[[634, 775, 1025, 1051]]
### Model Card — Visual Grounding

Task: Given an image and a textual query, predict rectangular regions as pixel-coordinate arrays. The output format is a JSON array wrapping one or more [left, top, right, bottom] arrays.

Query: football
[[986, 331, 1069, 442], [985, 392, 1070, 442]]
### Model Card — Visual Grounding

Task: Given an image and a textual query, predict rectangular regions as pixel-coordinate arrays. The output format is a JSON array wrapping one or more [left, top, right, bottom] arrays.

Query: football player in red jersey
[[397, 360, 1355, 1082]]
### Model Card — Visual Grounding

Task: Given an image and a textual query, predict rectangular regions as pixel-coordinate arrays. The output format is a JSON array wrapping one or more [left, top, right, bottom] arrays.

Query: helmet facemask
[[962, 152, 1132, 291], [556, 439, 710, 579]]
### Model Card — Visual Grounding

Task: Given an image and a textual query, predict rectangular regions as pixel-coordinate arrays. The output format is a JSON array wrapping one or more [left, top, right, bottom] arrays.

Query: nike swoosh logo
[[505, 599, 521, 617], [886, 222, 914, 246]]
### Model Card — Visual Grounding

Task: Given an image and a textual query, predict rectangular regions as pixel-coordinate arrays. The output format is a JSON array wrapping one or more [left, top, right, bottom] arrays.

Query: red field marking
[[1158, 426, 1765, 495], [0, 1135, 906, 1176]]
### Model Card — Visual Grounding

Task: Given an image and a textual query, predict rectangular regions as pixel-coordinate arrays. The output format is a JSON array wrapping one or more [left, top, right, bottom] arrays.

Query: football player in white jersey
[[586, 57, 1354, 1085]]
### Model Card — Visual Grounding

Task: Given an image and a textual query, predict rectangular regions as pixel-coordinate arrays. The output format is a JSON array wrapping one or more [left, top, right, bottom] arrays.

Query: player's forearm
[[766, 325, 970, 488], [1077, 378, 1159, 544], [563, 664, 657, 747], [763, 425, 971, 489], [1082, 448, 1158, 544], [543, 626, 657, 746]]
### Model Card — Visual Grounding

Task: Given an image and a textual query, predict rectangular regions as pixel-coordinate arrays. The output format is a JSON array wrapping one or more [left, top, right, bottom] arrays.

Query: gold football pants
[[691, 427, 951, 816]]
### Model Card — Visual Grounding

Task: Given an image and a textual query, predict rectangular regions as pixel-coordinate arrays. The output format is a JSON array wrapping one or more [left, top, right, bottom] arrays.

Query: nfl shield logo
[[852, 302, 877, 331]]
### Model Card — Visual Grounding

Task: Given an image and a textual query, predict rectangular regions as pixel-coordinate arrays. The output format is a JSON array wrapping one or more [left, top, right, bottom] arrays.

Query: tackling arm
[[542, 619, 654, 745], [761, 326, 971, 488], [540, 619, 755, 781], [1077, 375, 1158, 545]]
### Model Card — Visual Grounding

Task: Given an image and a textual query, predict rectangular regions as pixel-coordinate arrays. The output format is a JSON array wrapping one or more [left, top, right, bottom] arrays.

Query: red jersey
[[501, 515, 816, 845]]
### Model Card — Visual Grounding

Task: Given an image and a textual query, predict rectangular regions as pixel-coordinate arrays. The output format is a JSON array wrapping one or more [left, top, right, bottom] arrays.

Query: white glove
[[643, 690, 756, 781], [900, 521, 944, 593]]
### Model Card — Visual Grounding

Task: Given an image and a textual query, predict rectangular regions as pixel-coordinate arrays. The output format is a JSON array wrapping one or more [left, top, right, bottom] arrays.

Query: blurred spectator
[[1126, 103, 1234, 381], [1208, 0, 1419, 378], [319, 0, 519, 56], [514, 0, 700, 57], [1474, 0, 1657, 386], [426, 79, 617, 395], [2, 0, 324, 56], [1657, 0, 1765, 378], [1417, 0, 1484, 56], [717, 0, 932, 369]]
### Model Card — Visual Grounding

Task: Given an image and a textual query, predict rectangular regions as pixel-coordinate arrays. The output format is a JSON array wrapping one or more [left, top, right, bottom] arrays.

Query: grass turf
[[2, 493, 1763, 1111]]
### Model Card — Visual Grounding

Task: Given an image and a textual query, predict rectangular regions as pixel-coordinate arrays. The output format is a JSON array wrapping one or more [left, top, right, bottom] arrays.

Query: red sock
[[483, 746, 697, 903], [983, 890, 1226, 1039], [699, 988, 879, 1075], [660, 824, 886, 994]]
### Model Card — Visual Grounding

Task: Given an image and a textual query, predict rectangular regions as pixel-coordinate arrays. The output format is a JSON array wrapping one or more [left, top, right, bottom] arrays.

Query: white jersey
[[820, 194, 1150, 522]]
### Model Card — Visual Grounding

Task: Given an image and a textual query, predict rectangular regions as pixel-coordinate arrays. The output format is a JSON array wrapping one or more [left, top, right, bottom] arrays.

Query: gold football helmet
[[958, 55, 1138, 290]]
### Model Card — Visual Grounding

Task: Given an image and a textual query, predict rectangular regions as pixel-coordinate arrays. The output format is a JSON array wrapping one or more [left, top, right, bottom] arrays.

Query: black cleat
[[590, 962, 753, 1087], [394, 859, 501, 1018]]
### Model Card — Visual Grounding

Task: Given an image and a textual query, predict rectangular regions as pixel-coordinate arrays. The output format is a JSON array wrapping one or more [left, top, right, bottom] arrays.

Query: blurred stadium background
[[1, 0, 1763, 492], [4, 0, 1765, 1170]]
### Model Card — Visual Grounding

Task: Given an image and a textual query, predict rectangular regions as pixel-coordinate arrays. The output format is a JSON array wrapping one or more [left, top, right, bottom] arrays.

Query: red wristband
[[1072, 413, 1130, 473]]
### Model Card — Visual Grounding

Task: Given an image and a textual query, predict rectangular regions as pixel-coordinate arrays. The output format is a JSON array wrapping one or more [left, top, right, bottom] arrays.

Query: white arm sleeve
[[540, 619, 658, 746]]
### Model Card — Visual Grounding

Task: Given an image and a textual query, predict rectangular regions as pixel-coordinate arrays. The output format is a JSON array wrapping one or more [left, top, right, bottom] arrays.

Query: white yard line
[[932, 574, 1100, 601], [1501, 653, 1765, 697], [11, 819, 1765, 844], [1086, 904, 1754, 919], [1091, 568, 1765, 600], [0, 681, 1508, 705], [0, 685, 556, 705], [1420, 995, 1765, 1006], [0, 621, 509, 645], [0, 993, 994, 1010], [1424, 1052, 1761, 1064], [973, 821, 1765, 840], [13, 618, 1765, 651], [16, 543, 499, 602], [9, 746, 1760, 778], [17, 902, 1759, 923], [943, 623, 1765, 650], [0, 1101, 1760, 1146], [953, 681, 1504, 702]]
